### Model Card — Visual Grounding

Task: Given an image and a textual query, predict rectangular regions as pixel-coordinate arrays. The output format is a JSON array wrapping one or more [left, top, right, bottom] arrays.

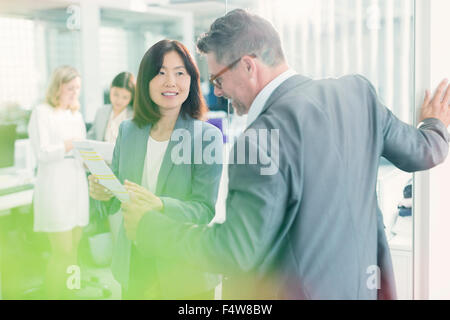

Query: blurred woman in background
[[87, 72, 135, 241], [87, 71, 135, 143], [28, 65, 88, 299]]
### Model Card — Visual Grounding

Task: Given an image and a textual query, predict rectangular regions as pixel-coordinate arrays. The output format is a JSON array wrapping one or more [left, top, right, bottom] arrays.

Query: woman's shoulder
[[98, 104, 113, 113], [181, 114, 220, 132], [34, 103, 53, 114], [118, 118, 139, 132], [125, 105, 134, 118], [93, 104, 112, 119], [193, 118, 223, 136], [184, 118, 223, 149], [72, 109, 84, 120]]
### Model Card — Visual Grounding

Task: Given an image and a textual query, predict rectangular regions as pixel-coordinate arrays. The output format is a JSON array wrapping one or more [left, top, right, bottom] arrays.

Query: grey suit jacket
[[135, 75, 449, 299], [98, 114, 223, 298], [87, 104, 133, 141]]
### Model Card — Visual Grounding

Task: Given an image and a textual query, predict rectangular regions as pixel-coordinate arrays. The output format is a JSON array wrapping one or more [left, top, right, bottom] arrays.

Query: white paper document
[[73, 141, 129, 202], [86, 140, 115, 163]]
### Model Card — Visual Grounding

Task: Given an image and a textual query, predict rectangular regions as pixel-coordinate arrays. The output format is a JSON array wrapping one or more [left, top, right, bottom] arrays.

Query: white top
[[141, 136, 170, 193], [104, 108, 129, 143], [246, 68, 297, 129], [28, 103, 89, 232]]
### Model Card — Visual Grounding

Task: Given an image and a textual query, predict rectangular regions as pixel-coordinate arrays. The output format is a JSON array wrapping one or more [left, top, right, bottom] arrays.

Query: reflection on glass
[[0, 0, 418, 300]]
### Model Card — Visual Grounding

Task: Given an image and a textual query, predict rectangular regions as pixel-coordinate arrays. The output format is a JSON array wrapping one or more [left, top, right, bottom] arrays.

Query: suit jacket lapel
[[155, 114, 191, 195], [131, 122, 151, 185]]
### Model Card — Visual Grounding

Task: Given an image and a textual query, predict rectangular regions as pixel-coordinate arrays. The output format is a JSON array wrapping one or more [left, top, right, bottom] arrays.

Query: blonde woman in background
[[28, 65, 89, 299]]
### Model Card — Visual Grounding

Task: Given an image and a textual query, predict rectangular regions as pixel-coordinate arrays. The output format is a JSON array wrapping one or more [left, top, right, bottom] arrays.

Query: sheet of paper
[[73, 141, 129, 202], [85, 140, 115, 163]]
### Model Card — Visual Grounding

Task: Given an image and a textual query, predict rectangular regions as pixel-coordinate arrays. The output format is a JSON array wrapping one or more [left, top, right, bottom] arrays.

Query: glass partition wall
[[0, 0, 416, 299]]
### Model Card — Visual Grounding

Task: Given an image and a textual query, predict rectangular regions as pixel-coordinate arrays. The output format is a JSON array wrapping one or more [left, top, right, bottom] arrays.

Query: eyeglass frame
[[209, 53, 257, 89]]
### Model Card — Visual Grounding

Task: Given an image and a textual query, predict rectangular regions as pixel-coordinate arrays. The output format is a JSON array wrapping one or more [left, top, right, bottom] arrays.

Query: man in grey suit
[[125, 9, 450, 299]]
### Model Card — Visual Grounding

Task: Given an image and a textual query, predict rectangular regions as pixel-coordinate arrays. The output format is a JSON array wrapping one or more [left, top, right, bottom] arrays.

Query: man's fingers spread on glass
[[442, 84, 450, 107], [433, 79, 449, 105], [424, 90, 431, 106]]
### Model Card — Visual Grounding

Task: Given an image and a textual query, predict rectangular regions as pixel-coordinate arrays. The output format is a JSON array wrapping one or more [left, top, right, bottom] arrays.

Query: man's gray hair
[[197, 9, 285, 67]]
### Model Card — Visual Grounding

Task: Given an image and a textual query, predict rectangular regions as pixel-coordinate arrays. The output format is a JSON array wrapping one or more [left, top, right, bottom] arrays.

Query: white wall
[[427, 0, 450, 299], [414, 0, 450, 300]]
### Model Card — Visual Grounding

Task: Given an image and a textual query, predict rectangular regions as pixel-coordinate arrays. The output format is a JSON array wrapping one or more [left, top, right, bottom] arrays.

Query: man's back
[[222, 74, 449, 299]]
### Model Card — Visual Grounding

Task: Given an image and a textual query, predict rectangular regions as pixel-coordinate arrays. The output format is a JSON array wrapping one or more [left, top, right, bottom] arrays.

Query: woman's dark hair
[[133, 39, 207, 127], [110, 71, 136, 107]]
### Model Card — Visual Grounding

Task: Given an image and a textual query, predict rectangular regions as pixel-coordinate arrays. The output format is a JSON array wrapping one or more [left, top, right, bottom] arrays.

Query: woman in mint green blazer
[[89, 40, 223, 299]]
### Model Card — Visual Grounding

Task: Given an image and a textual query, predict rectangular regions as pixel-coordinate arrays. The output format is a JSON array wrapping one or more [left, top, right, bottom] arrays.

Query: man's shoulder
[[313, 74, 373, 92], [275, 74, 374, 107], [258, 74, 375, 123]]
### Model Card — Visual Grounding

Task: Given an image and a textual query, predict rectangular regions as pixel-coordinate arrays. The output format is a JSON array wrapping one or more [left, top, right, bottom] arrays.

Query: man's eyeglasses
[[209, 53, 257, 89]]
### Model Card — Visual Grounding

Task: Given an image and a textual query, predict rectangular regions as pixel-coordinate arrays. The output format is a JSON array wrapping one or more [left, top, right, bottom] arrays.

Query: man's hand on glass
[[419, 78, 450, 127]]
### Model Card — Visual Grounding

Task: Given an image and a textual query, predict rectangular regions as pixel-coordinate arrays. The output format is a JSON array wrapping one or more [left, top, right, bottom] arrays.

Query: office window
[[237, 0, 414, 123], [45, 24, 81, 78], [0, 17, 39, 109]]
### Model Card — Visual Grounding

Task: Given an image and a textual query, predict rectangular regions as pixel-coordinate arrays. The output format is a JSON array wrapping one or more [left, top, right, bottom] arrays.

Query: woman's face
[[110, 87, 132, 111], [149, 51, 191, 115], [58, 76, 81, 108]]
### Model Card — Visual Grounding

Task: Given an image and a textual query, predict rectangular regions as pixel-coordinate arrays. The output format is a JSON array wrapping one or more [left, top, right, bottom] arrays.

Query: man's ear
[[241, 55, 256, 74]]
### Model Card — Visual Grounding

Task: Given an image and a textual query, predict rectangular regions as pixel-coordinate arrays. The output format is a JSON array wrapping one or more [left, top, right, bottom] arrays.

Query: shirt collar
[[246, 68, 297, 129]]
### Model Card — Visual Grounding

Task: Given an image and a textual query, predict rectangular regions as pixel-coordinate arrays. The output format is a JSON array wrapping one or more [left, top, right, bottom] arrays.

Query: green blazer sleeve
[[159, 126, 223, 225]]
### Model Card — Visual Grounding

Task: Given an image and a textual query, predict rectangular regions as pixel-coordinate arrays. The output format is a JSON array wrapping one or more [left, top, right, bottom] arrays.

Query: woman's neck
[[112, 104, 127, 117], [151, 109, 180, 141], [55, 104, 68, 111]]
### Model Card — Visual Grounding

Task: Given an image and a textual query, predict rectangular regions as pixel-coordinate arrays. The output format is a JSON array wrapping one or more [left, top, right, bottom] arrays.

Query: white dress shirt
[[104, 108, 129, 143], [141, 136, 170, 194]]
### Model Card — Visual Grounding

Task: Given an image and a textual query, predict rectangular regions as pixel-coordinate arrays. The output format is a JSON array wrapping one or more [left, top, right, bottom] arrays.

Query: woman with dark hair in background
[[87, 72, 135, 241], [87, 71, 135, 143], [89, 40, 223, 299]]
